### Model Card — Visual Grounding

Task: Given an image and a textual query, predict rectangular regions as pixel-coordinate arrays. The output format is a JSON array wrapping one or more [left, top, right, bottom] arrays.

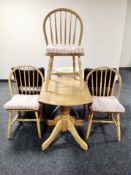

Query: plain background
[[0, 0, 131, 79]]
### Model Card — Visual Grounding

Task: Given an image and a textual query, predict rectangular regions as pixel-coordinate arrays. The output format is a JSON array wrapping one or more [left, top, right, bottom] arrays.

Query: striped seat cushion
[[46, 44, 84, 55], [4, 95, 40, 110], [90, 96, 125, 113]]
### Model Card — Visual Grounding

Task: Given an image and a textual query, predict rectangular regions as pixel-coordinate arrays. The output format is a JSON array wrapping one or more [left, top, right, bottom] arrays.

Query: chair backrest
[[9, 66, 45, 96], [86, 67, 122, 98], [43, 8, 83, 46], [84, 68, 117, 81]]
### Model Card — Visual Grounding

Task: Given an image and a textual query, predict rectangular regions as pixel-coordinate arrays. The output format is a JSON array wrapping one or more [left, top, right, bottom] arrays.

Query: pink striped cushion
[[46, 44, 84, 55], [4, 95, 40, 110], [90, 96, 125, 113]]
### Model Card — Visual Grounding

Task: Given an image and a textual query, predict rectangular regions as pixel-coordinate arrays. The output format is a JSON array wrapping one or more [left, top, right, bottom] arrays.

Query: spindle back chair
[[85, 67, 125, 142], [4, 66, 45, 139], [43, 8, 84, 90]]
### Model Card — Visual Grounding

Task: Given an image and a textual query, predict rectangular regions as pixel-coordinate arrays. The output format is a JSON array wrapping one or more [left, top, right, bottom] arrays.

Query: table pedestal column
[[42, 106, 88, 151]]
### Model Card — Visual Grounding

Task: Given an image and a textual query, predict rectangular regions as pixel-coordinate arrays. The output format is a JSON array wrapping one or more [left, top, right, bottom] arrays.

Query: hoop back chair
[[43, 8, 84, 90], [85, 67, 125, 141], [4, 66, 45, 139]]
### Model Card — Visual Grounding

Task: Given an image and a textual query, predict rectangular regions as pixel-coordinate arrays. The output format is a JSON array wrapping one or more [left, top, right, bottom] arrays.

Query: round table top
[[39, 78, 92, 106]]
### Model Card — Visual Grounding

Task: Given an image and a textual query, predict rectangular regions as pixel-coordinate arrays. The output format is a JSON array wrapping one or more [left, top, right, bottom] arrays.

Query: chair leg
[[116, 113, 121, 142], [45, 56, 54, 91], [86, 112, 93, 139], [73, 56, 76, 79], [35, 111, 41, 139], [17, 112, 22, 124], [7, 111, 12, 139], [78, 56, 82, 86], [107, 112, 112, 120], [39, 104, 44, 121], [83, 104, 87, 119]]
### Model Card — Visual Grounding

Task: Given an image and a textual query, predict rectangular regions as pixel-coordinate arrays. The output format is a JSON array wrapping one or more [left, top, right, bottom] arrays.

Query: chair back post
[[86, 66, 122, 98], [8, 74, 15, 97], [8, 66, 45, 96], [43, 8, 83, 46]]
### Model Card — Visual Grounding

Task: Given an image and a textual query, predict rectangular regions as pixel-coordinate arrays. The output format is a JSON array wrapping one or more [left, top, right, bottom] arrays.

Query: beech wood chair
[[43, 8, 84, 90], [4, 66, 45, 139], [85, 66, 125, 141]]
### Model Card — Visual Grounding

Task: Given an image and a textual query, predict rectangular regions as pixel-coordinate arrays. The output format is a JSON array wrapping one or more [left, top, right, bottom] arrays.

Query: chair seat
[[45, 44, 84, 56], [90, 96, 125, 113], [4, 94, 40, 110]]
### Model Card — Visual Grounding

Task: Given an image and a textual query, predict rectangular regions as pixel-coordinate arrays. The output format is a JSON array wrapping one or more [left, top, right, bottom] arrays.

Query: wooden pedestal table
[[39, 78, 92, 150]]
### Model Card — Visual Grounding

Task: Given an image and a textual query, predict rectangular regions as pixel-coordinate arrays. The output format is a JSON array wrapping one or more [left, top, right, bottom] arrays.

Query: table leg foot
[[67, 119, 88, 151], [42, 120, 62, 151]]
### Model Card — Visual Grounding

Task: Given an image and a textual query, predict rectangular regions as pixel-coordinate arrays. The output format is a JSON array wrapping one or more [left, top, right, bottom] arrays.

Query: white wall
[[0, 0, 127, 79], [120, 0, 131, 67]]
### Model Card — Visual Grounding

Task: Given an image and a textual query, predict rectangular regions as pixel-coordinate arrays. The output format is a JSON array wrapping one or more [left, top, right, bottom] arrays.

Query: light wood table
[[39, 78, 92, 150]]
